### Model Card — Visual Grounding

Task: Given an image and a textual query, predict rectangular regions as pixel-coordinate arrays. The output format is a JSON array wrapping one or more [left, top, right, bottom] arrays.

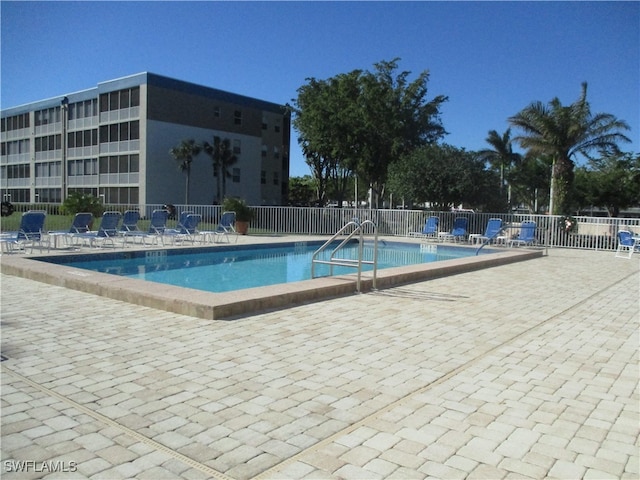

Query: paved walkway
[[1, 246, 638, 479]]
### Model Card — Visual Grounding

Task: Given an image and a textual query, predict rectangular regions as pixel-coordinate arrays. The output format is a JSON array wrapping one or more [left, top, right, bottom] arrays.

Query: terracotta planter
[[236, 221, 249, 235]]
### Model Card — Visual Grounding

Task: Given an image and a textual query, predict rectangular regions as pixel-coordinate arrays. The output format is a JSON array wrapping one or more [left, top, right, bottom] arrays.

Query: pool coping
[[0, 238, 543, 320]]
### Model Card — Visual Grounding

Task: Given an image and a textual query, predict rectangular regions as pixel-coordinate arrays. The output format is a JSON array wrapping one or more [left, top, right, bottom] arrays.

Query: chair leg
[[615, 245, 634, 258]]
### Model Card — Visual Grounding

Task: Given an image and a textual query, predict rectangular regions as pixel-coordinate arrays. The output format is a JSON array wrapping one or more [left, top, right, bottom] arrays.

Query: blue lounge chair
[[48, 212, 93, 249], [409, 216, 439, 238], [122, 209, 169, 246], [438, 217, 468, 243], [213, 211, 238, 243], [476, 218, 503, 244], [615, 230, 640, 258], [199, 211, 237, 243], [509, 221, 537, 247], [148, 209, 169, 234], [164, 213, 202, 244], [119, 210, 141, 233], [164, 211, 193, 233], [163, 210, 192, 239], [0, 210, 48, 253], [74, 211, 122, 248]]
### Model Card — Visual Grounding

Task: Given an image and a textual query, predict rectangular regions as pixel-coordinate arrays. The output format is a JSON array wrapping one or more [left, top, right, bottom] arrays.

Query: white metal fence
[[5, 203, 640, 252], [251, 207, 640, 251]]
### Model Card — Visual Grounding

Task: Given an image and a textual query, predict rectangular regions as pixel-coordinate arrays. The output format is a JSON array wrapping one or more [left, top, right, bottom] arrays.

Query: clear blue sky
[[2, 1, 638, 177]]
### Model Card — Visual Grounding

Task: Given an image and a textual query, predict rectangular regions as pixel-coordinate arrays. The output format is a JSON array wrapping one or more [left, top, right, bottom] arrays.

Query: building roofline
[[2, 72, 289, 117], [143, 72, 288, 114], [1, 87, 98, 116]]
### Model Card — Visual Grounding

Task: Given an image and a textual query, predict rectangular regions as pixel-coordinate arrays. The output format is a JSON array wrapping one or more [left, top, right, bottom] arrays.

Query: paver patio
[[1, 245, 638, 479]]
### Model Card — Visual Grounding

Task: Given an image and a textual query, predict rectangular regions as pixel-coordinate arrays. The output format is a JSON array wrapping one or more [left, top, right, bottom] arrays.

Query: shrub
[[60, 192, 105, 218]]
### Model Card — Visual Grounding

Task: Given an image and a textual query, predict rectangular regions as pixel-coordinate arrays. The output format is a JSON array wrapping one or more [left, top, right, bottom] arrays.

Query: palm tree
[[202, 136, 237, 202], [509, 83, 630, 214], [169, 139, 202, 204], [478, 128, 521, 210]]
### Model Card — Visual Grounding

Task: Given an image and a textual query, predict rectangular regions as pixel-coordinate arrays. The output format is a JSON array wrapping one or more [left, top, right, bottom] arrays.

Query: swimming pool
[[2, 236, 543, 319], [36, 241, 495, 293]]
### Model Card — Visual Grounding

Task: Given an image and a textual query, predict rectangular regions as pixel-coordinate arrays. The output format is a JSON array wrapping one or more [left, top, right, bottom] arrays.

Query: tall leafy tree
[[355, 59, 447, 206], [292, 59, 447, 207], [477, 128, 521, 210], [508, 153, 552, 213], [288, 175, 316, 206], [203, 136, 238, 203], [387, 144, 488, 210], [509, 83, 630, 214], [169, 139, 202, 204], [572, 152, 640, 216], [293, 71, 361, 206]]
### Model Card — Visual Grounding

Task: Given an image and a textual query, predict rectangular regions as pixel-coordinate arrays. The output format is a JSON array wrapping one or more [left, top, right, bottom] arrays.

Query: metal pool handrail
[[311, 217, 378, 292]]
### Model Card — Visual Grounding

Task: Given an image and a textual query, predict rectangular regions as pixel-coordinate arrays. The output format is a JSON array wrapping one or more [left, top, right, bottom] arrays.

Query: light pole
[[548, 159, 555, 215], [60, 96, 69, 203]]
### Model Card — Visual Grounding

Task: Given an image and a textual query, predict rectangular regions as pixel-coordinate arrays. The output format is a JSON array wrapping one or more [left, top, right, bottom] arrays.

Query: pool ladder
[[311, 217, 378, 292]]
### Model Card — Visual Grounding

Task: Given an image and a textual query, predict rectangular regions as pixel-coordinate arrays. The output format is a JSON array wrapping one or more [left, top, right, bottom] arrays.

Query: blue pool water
[[39, 241, 493, 293]]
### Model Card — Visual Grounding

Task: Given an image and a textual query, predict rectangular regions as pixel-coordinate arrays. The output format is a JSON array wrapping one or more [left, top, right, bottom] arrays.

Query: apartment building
[[1, 72, 291, 207]]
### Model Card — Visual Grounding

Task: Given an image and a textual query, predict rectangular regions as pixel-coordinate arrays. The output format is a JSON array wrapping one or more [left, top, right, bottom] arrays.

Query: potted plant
[[222, 197, 254, 235]]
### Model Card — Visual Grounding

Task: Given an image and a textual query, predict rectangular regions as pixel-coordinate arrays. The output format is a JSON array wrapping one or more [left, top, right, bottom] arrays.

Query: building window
[[234, 110, 242, 125], [99, 186, 139, 204], [34, 107, 61, 126], [2, 188, 31, 203], [35, 162, 61, 177], [109, 92, 119, 110], [131, 87, 140, 107], [34, 188, 60, 203], [34, 134, 61, 152], [214, 106, 221, 118], [99, 121, 139, 143], [1, 113, 30, 132], [99, 87, 140, 113], [233, 139, 241, 155], [69, 160, 80, 176], [261, 170, 266, 185], [120, 90, 130, 109], [99, 154, 139, 174], [2, 139, 30, 156], [86, 99, 97, 117], [68, 100, 98, 120], [69, 159, 98, 176], [232, 168, 241, 183], [68, 129, 98, 148], [119, 122, 129, 141], [273, 172, 279, 186], [130, 120, 139, 140], [6, 164, 30, 179], [68, 187, 98, 197]]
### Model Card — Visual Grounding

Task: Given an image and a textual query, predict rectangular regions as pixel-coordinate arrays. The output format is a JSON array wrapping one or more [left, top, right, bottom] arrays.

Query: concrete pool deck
[[1, 238, 638, 479]]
